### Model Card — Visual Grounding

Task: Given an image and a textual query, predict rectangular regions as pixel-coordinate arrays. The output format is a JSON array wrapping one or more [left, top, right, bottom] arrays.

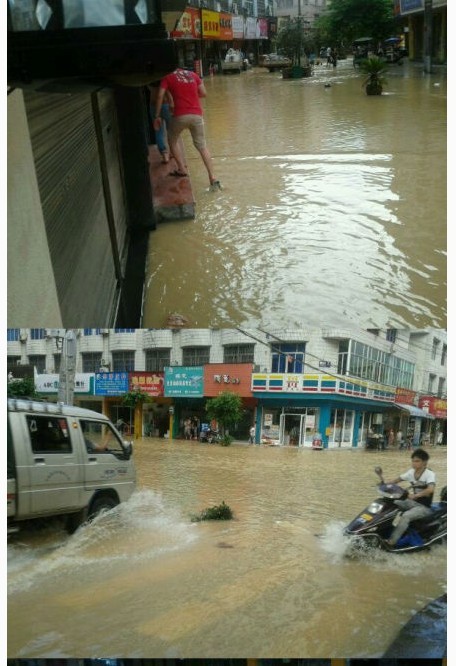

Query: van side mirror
[[123, 441, 133, 459]]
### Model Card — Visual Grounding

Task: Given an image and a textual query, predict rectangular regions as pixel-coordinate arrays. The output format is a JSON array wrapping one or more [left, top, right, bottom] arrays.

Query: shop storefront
[[164, 366, 205, 439], [419, 395, 447, 446], [252, 372, 397, 448], [204, 363, 257, 440]]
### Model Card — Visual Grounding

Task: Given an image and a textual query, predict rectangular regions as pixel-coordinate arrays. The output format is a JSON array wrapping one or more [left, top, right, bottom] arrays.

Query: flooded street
[[143, 60, 446, 329], [8, 442, 447, 659]]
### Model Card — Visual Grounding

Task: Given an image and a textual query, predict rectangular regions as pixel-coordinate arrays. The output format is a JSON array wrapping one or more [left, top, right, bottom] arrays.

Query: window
[[386, 328, 397, 343], [431, 338, 440, 360], [343, 340, 414, 389], [114, 329, 135, 333], [112, 351, 135, 372], [28, 355, 46, 373], [82, 352, 103, 373], [27, 415, 72, 454], [428, 373, 436, 394], [271, 343, 306, 373], [7, 356, 21, 366], [437, 377, 446, 397], [7, 329, 20, 342], [441, 344, 447, 366], [146, 348, 171, 372], [54, 354, 61, 373], [223, 344, 255, 363], [80, 419, 125, 457], [182, 347, 210, 366], [30, 328, 46, 340], [83, 328, 93, 336], [337, 340, 349, 374]]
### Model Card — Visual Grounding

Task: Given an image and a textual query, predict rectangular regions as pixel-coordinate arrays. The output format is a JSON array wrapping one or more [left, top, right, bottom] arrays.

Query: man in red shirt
[[153, 68, 220, 189]]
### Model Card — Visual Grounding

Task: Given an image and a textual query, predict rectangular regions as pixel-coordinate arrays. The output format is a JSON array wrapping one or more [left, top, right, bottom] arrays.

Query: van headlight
[[367, 501, 383, 514]]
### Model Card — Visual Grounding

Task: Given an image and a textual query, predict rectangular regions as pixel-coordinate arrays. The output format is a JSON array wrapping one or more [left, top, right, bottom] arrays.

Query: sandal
[[169, 170, 188, 177]]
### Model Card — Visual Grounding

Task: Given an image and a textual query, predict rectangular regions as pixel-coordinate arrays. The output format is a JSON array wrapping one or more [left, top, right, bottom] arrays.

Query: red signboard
[[395, 387, 417, 405], [130, 372, 164, 397], [219, 12, 233, 40], [418, 396, 447, 419], [204, 364, 254, 397], [171, 7, 201, 39]]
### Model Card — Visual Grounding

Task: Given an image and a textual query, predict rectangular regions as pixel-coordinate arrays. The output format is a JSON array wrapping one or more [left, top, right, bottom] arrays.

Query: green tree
[[7, 377, 38, 399], [274, 18, 313, 65], [314, 0, 396, 49], [122, 389, 152, 407], [205, 392, 243, 438]]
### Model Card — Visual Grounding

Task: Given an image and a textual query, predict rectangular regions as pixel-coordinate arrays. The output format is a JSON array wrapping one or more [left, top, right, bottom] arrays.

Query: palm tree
[[360, 56, 387, 95]]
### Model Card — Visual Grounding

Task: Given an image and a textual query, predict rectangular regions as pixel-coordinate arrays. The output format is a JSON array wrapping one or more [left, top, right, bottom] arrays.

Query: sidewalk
[[148, 145, 195, 222]]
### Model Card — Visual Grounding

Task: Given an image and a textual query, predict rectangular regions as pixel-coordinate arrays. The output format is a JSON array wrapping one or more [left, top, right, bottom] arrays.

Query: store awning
[[394, 403, 435, 419]]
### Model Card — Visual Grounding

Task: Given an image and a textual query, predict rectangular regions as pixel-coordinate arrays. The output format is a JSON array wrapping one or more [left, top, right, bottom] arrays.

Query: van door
[[24, 413, 82, 517], [79, 418, 133, 498]]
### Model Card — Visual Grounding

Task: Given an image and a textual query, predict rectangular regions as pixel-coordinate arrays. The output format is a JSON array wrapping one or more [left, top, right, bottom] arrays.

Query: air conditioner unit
[[100, 329, 109, 336], [19, 332, 27, 342]]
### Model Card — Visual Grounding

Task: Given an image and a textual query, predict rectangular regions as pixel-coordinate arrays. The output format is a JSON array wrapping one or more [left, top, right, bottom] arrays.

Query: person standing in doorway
[[249, 425, 255, 444], [153, 68, 221, 190]]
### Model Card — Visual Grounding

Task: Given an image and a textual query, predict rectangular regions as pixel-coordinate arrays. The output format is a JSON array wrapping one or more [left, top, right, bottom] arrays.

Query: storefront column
[[134, 403, 143, 439], [353, 411, 362, 448], [319, 404, 331, 449]]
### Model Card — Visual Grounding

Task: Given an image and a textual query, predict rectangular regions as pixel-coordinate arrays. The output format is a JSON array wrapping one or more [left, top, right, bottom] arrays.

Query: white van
[[7, 398, 136, 534]]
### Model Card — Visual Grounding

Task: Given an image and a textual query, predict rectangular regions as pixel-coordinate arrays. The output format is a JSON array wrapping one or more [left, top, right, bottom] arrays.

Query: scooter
[[344, 466, 447, 553], [199, 427, 221, 444]]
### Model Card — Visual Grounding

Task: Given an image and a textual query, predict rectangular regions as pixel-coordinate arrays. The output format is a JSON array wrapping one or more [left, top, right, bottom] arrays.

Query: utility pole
[[423, 0, 433, 73], [58, 330, 77, 405]]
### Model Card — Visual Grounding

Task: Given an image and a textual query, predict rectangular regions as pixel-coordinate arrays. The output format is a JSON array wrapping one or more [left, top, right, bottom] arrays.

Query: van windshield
[[80, 419, 126, 457]]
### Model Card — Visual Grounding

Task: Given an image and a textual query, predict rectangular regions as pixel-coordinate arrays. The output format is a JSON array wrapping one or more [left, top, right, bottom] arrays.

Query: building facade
[[7, 327, 447, 447]]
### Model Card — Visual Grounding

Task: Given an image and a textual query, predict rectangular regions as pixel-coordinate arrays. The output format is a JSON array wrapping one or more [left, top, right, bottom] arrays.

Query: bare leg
[[168, 132, 187, 174], [198, 146, 217, 184]]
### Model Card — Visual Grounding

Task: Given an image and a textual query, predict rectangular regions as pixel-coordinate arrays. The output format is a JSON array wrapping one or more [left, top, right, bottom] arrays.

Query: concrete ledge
[[148, 146, 195, 222]]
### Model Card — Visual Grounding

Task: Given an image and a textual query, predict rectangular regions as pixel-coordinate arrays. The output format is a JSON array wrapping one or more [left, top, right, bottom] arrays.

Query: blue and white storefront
[[251, 373, 397, 448]]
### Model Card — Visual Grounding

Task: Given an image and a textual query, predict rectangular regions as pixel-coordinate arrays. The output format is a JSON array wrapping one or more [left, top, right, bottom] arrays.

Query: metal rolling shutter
[[24, 89, 127, 326]]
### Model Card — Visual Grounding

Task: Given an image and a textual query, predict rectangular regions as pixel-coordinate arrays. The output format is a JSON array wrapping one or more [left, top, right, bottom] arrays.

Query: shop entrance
[[279, 408, 317, 447]]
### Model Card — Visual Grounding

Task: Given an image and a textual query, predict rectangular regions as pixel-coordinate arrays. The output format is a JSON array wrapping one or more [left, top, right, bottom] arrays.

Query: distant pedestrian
[[326, 47, 332, 67], [153, 68, 221, 190], [249, 425, 255, 444]]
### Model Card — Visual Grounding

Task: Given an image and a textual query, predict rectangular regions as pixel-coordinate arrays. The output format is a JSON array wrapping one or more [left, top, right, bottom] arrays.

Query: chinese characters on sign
[[213, 374, 241, 385]]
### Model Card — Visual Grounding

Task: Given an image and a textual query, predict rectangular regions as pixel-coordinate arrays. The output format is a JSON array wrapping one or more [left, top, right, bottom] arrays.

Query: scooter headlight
[[367, 501, 383, 514]]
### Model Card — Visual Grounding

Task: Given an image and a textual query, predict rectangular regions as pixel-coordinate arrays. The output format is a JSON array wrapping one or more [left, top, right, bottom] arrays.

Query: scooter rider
[[385, 448, 436, 547]]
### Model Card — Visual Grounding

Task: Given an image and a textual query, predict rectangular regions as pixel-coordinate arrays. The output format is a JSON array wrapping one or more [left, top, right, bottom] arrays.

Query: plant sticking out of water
[[191, 501, 233, 522]]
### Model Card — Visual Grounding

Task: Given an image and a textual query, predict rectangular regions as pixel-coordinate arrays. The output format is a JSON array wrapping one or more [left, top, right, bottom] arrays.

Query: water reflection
[[143, 61, 446, 329]]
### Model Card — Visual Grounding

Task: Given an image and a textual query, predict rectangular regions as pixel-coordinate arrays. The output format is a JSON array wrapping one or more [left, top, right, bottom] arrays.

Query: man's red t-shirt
[[160, 69, 203, 117]]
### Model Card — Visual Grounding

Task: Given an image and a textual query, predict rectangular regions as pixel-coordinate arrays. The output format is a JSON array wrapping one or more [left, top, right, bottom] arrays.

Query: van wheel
[[89, 495, 119, 520], [66, 508, 88, 534]]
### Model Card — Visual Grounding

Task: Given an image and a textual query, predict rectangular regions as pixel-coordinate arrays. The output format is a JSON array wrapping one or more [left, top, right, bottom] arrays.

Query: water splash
[[7, 489, 198, 595]]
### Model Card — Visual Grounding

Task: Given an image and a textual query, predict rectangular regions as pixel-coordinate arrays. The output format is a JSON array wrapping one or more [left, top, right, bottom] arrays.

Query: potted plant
[[360, 56, 387, 95]]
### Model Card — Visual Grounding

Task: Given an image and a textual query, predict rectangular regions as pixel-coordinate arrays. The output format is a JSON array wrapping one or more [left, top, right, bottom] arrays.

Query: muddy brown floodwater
[[8, 441, 447, 659], [143, 60, 446, 330]]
